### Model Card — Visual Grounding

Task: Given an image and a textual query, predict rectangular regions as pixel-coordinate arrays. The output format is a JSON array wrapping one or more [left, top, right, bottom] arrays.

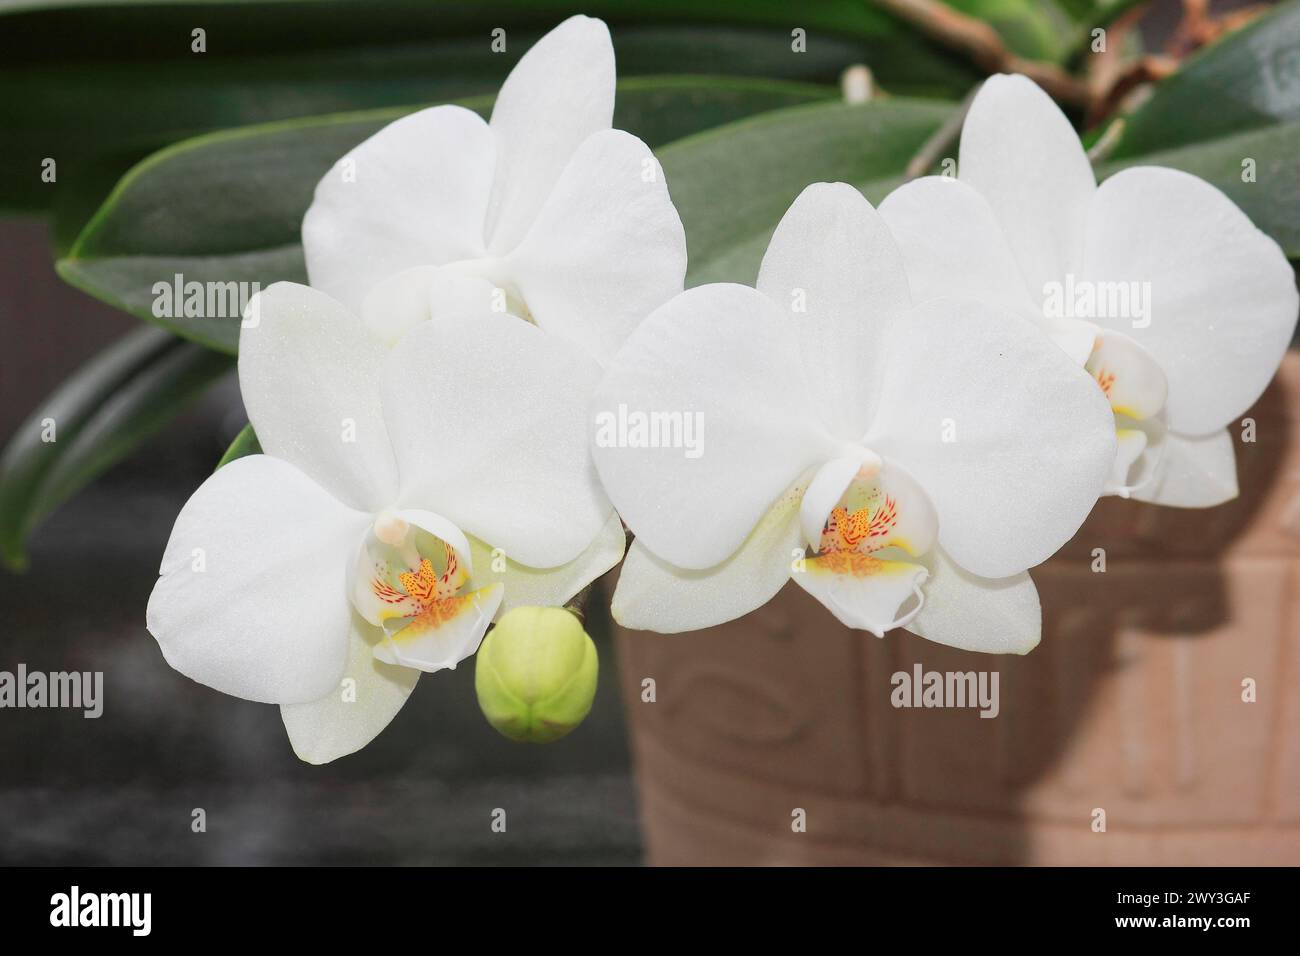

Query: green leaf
[[56, 76, 839, 353], [1111, 0, 1300, 158], [215, 423, 262, 470], [0, 326, 233, 570], [1, 2, 979, 212], [657, 98, 956, 286]]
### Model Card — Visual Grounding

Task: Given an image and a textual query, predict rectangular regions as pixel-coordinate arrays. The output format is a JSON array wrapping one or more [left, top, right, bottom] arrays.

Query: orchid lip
[[789, 452, 939, 636], [348, 510, 502, 674], [811, 566, 927, 638], [799, 451, 937, 559]]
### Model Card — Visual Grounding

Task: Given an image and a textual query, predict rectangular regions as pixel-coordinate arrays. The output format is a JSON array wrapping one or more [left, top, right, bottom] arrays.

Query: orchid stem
[[1086, 117, 1126, 163], [872, 0, 1090, 106]]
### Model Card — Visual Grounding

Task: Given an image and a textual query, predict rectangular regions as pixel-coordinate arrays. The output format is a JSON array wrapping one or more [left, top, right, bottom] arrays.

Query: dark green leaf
[[0, 326, 232, 570], [1, 2, 980, 211], [659, 98, 956, 286], [1111, 0, 1300, 158]]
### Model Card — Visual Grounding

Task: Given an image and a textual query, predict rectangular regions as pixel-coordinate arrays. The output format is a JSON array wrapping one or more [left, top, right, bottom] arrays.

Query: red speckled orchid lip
[[349, 509, 503, 674], [790, 451, 938, 637]]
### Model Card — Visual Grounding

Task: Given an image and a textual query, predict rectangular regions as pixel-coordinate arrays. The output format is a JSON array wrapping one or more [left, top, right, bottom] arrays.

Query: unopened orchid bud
[[475, 606, 598, 743]]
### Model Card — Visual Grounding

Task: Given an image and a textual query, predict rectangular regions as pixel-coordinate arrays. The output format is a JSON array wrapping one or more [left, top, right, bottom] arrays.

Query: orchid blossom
[[302, 14, 687, 367], [592, 183, 1117, 654], [879, 74, 1299, 506], [147, 283, 623, 763]]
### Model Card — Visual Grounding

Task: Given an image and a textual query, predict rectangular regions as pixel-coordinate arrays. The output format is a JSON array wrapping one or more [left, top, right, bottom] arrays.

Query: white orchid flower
[[302, 14, 686, 367], [879, 74, 1299, 506], [592, 183, 1117, 654], [147, 283, 624, 764]]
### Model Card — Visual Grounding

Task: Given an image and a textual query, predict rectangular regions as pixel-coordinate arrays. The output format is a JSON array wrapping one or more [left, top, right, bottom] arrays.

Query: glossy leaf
[[1112, 0, 1300, 158], [0, 326, 233, 569], [1, 2, 980, 211], [661, 98, 957, 285]]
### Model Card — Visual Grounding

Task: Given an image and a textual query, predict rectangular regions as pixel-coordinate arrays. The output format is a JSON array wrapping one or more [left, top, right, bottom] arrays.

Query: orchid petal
[[239, 282, 398, 512], [427, 270, 504, 321], [755, 182, 911, 438], [383, 313, 610, 569], [280, 614, 419, 764], [504, 129, 687, 365], [878, 176, 1040, 318], [1045, 316, 1101, 367], [864, 297, 1115, 578], [591, 283, 838, 570], [792, 552, 928, 637], [360, 266, 444, 348], [1082, 166, 1299, 435], [1109, 427, 1149, 497], [485, 15, 614, 253], [959, 74, 1095, 295], [302, 105, 495, 313], [468, 511, 626, 613], [611, 482, 806, 633], [360, 266, 500, 348], [1132, 427, 1239, 508], [905, 547, 1040, 655], [147, 455, 369, 704]]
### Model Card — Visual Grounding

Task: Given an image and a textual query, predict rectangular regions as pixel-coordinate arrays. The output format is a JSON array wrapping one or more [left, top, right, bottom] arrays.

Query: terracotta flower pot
[[614, 353, 1300, 865]]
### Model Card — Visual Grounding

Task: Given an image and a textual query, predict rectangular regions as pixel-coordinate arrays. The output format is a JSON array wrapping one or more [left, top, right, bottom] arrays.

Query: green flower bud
[[475, 606, 598, 743]]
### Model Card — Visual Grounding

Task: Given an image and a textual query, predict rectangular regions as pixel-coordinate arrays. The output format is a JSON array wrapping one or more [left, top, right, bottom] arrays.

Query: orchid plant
[[7, 5, 1300, 764]]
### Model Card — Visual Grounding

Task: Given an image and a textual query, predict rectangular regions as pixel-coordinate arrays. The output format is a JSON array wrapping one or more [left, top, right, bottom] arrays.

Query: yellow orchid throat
[[370, 540, 475, 629], [350, 513, 504, 672]]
